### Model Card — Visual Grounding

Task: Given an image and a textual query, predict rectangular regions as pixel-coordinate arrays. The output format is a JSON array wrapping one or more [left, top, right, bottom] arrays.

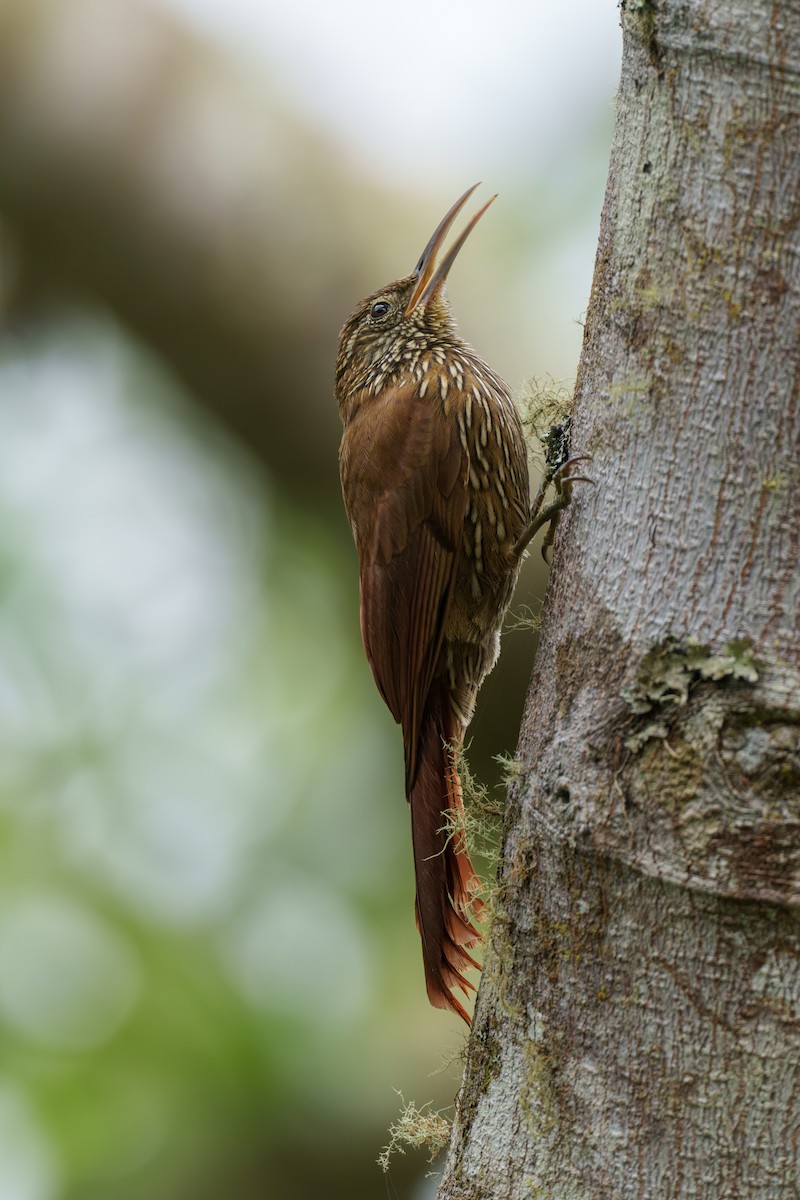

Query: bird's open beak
[[404, 184, 497, 317]]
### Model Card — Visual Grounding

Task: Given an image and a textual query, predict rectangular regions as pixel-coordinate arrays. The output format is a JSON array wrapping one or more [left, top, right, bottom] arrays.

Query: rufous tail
[[409, 686, 485, 1024]]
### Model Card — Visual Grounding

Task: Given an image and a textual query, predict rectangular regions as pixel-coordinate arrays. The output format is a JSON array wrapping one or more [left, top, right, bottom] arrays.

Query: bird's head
[[335, 184, 496, 404]]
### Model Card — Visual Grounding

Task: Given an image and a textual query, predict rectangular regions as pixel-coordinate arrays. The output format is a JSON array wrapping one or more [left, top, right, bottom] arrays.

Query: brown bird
[[336, 185, 573, 1022]]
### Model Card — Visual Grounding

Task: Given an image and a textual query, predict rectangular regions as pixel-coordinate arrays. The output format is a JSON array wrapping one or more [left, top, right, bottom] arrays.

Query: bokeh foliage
[[0, 320, 472, 1199]]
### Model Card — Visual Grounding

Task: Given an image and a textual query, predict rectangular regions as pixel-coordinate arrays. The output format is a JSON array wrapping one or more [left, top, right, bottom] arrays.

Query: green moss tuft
[[494, 751, 524, 789], [377, 1093, 451, 1173], [505, 603, 543, 634], [517, 377, 573, 456], [443, 744, 505, 895]]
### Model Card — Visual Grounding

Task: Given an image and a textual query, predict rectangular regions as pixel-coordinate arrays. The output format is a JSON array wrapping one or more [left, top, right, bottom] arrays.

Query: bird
[[335, 184, 577, 1022]]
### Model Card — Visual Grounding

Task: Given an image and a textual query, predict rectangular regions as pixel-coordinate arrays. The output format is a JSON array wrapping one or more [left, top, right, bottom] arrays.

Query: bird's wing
[[340, 379, 468, 787]]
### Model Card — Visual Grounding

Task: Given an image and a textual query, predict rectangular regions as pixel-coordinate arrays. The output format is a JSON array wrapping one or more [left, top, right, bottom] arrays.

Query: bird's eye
[[370, 300, 391, 320]]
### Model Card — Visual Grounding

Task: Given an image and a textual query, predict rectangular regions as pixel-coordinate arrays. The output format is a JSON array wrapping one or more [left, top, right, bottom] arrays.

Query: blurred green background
[[0, 1, 618, 1196]]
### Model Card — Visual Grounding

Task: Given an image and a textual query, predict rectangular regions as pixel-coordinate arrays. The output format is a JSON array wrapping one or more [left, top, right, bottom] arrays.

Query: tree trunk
[[439, 2, 800, 1197]]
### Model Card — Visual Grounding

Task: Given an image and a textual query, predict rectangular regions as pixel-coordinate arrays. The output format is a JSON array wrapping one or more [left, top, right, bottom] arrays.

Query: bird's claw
[[513, 450, 594, 561]]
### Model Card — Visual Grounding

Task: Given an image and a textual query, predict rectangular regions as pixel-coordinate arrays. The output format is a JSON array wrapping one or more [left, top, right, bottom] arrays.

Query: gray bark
[[440, 2, 800, 1197]]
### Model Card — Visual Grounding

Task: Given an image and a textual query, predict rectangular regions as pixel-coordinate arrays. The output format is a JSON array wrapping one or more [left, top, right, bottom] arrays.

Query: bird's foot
[[513, 449, 593, 563]]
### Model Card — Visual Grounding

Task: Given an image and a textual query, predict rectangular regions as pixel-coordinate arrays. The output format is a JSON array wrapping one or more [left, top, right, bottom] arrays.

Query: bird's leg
[[513, 454, 593, 563]]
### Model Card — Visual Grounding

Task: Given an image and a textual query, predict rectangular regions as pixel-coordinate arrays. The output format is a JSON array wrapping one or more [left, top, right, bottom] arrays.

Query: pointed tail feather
[[409, 687, 484, 1024]]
